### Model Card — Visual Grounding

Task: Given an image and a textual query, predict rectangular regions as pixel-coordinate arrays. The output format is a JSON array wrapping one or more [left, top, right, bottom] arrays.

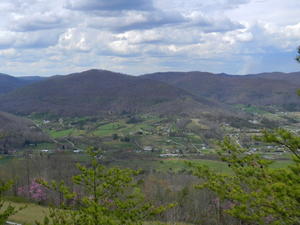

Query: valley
[[1, 108, 296, 176], [0, 69, 299, 225], [1, 69, 299, 166], [1, 1, 299, 224]]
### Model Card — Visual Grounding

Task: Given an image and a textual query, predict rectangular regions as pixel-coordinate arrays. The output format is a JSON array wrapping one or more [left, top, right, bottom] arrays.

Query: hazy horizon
[[0, 68, 297, 78]]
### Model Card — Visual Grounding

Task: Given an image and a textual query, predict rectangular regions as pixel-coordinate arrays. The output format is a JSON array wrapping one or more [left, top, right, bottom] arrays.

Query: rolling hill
[[0, 69, 222, 116], [143, 71, 300, 111], [0, 111, 49, 151], [1, 69, 299, 119]]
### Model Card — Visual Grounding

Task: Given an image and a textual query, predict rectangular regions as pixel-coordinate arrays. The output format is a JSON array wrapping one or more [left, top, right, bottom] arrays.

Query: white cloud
[[116, 30, 162, 44], [85, 10, 186, 33], [12, 12, 68, 32], [0, 31, 16, 49], [0, 0, 298, 76], [57, 28, 91, 52]]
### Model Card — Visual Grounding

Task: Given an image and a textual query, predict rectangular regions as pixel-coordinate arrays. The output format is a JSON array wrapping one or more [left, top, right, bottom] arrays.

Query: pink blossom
[[18, 179, 47, 202]]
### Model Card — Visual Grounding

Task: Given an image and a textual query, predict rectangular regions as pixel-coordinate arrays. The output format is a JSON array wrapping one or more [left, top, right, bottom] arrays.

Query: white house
[[143, 146, 153, 151]]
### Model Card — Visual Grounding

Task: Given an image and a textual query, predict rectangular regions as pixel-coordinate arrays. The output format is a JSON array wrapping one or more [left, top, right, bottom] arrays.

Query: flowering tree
[[18, 180, 47, 203]]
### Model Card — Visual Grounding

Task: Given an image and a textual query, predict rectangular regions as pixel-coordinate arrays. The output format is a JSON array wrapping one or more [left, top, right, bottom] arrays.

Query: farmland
[[25, 109, 300, 162]]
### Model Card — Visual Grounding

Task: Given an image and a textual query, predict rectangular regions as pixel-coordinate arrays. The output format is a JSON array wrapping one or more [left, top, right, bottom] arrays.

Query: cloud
[[154, 0, 251, 13], [0, 0, 299, 76], [12, 13, 68, 32], [57, 28, 92, 52], [0, 30, 61, 50], [115, 30, 162, 44], [0, 31, 16, 49], [87, 10, 243, 34], [233, 21, 300, 55], [205, 0, 251, 10], [65, 0, 154, 12], [0, 2, 14, 11], [88, 10, 186, 32], [186, 12, 245, 33], [15, 31, 61, 49]]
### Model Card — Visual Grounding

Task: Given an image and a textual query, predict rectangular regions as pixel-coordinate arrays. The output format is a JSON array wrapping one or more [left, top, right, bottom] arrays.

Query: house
[[8, 150, 17, 155], [40, 149, 49, 153], [43, 120, 50, 124], [73, 149, 84, 153], [143, 146, 153, 151], [248, 120, 260, 125], [58, 118, 64, 124]]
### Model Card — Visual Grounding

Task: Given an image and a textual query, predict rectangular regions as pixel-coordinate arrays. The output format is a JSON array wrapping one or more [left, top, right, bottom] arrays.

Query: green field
[[92, 120, 153, 137], [49, 128, 84, 138], [156, 159, 229, 172], [0, 156, 13, 165], [110, 158, 293, 174], [92, 122, 121, 136], [234, 104, 267, 114], [270, 160, 293, 168]]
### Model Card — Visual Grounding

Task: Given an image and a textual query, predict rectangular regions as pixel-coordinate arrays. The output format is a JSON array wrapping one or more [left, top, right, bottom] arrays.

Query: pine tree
[[37, 147, 169, 225], [0, 180, 23, 225], [191, 130, 300, 225]]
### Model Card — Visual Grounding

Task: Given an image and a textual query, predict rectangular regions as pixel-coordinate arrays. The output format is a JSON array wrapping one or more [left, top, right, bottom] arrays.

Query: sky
[[0, 0, 299, 76]]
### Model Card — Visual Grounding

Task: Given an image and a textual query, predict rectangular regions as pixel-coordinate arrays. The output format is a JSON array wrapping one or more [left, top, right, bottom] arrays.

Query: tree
[[190, 46, 300, 225], [0, 180, 23, 225], [191, 130, 300, 225], [37, 147, 169, 225]]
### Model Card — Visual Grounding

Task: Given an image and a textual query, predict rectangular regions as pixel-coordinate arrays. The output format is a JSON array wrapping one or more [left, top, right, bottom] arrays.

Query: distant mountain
[[18, 76, 46, 82], [2, 69, 298, 118], [0, 69, 221, 116], [247, 72, 300, 84], [0, 111, 49, 151], [143, 71, 300, 111], [0, 73, 45, 95]]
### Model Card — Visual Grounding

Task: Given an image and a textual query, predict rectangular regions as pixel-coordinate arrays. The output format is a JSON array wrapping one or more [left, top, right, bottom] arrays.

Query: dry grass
[[4, 202, 49, 225]]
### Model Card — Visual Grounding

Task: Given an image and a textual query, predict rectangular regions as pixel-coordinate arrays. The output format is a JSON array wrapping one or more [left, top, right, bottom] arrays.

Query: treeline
[[0, 151, 237, 224]]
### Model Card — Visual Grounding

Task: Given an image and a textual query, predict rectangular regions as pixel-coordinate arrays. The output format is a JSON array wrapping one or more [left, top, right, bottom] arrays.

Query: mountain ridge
[[0, 69, 299, 117], [0, 73, 46, 95], [0, 69, 221, 116], [142, 71, 300, 110]]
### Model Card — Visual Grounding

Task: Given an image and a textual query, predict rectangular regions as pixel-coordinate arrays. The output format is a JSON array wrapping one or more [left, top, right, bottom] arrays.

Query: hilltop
[[0, 69, 298, 121], [143, 71, 300, 111], [0, 69, 221, 117]]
